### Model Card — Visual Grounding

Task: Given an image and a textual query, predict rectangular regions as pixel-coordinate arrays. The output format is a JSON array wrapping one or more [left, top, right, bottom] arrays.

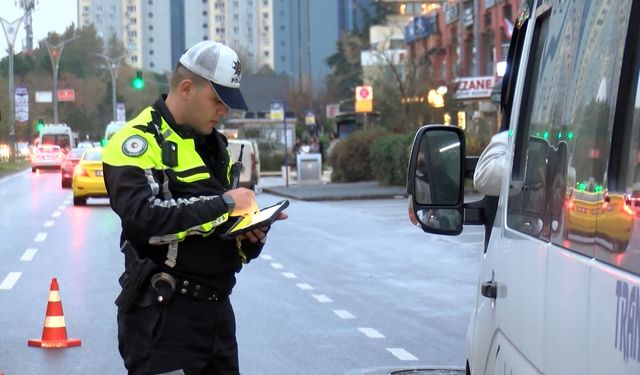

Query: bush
[[329, 129, 387, 182], [370, 133, 415, 186]]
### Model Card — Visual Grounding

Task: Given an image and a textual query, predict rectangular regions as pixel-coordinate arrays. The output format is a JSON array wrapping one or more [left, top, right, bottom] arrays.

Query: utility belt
[[115, 241, 228, 312]]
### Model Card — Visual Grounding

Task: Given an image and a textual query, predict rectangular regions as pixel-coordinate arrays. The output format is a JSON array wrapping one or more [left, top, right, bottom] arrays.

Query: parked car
[[60, 148, 85, 188], [31, 145, 65, 172], [72, 148, 107, 206], [227, 139, 260, 190]]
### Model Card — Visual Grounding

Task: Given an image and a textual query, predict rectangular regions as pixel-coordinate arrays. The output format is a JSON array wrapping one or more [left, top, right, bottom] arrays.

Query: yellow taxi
[[563, 189, 602, 237], [72, 148, 107, 206], [595, 193, 633, 252]]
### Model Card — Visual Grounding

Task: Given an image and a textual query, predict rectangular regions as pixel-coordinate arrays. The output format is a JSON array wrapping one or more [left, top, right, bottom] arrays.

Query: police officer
[[103, 41, 286, 374]]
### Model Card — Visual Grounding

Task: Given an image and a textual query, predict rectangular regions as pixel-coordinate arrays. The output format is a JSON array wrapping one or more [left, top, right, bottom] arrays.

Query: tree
[[324, 33, 366, 104]]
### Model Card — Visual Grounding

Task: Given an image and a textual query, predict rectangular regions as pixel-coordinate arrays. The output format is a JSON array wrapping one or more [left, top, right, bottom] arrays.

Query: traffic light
[[36, 118, 45, 133], [133, 70, 144, 90]]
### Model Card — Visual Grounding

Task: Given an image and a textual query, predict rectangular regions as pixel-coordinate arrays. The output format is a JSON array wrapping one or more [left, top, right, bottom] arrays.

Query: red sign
[[356, 86, 372, 101], [57, 89, 75, 102]]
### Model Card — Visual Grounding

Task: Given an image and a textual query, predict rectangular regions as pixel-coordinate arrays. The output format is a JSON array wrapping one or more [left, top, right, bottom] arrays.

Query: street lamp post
[[0, 16, 24, 162], [45, 35, 78, 123], [95, 53, 125, 122]]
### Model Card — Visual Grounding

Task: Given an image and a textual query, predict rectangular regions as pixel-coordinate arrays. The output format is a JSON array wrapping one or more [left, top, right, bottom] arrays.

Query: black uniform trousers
[[118, 293, 239, 375]]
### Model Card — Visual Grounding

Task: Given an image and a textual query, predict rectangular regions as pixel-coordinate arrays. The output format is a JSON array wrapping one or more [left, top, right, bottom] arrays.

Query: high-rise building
[[272, 0, 339, 91], [78, 0, 341, 90]]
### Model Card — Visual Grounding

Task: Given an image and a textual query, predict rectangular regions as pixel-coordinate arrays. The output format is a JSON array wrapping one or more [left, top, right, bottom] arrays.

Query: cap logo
[[232, 60, 241, 83]]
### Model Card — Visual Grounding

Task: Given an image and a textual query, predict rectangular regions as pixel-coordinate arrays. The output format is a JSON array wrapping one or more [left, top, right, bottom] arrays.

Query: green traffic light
[[543, 131, 549, 140], [133, 78, 144, 90], [567, 131, 574, 140], [101, 138, 108, 147], [133, 70, 144, 90], [36, 118, 45, 133]]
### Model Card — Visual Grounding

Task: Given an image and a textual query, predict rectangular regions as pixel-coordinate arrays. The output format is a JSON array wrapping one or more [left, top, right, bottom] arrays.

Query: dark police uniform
[[103, 96, 264, 374]]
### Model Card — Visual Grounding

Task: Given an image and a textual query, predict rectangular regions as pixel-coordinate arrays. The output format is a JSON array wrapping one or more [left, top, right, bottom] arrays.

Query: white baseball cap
[[179, 41, 249, 111]]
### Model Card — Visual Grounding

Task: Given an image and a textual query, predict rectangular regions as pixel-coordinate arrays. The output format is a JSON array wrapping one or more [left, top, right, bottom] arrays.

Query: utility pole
[[297, 0, 303, 93], [0, 15, 24, 162], [95, 54, 126, 122], [305, 0, 312, 99], [18, 0, 37, 52], [45, 35, 79, 123]]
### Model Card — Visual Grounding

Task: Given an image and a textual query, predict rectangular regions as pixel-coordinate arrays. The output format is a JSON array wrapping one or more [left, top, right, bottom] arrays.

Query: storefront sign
[[445, 3, 459, 24], [405, 14, 438, 42], [455, 76, 497, 99]]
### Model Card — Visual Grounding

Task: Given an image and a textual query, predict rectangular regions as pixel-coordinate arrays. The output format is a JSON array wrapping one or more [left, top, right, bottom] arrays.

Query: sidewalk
[[259, 170, 407, 201], [259, 170, 482, 202]]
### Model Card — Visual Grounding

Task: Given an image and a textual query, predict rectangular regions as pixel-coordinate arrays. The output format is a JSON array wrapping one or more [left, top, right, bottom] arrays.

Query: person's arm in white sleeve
[[473, 131, 509, 196]]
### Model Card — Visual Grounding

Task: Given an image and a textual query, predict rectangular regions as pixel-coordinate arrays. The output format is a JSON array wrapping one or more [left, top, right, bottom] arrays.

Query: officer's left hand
[[240, 212, 288, 243]]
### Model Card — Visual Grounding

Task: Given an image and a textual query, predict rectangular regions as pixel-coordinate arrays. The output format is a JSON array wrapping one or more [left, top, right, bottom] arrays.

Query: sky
[[0, 0, 77, 58]]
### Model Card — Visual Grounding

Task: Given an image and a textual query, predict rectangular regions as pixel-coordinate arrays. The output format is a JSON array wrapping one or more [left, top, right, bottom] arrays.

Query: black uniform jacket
[[102, 96, 263, 293]]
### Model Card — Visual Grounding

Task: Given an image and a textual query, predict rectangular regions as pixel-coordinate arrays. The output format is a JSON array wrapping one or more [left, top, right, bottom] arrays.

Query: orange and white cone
[[28, 277, 81, 348]]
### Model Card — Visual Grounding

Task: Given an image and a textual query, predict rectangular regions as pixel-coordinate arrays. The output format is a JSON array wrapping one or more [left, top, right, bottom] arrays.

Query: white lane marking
[[58, 205, 67, 210], [20, 248, 38, 261], [34, 233, 47, 242], [44, 220, 55, 227], [52, 211, 61, 218], [260, 254, 273, 260], [0, 272, 22, 290], [281, 272, 297, 279], [386, 348, 418, 361], [296, 283, 314, 290], [270, 262, 284, 269], [312, 294, 332, 303], [358, 327, 385, 338], [333, 310, 356, 319]]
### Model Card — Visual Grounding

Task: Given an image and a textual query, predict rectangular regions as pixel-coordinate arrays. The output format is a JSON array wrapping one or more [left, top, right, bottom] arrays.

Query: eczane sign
[[455, 76, 497, 99]]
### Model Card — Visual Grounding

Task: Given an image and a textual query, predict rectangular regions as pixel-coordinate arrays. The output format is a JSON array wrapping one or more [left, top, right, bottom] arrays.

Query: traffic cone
[[28, 277, 81, 348]]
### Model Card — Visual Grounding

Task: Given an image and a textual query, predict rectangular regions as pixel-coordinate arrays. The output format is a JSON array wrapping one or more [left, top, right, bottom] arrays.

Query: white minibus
[[407, 1, 640, 374]]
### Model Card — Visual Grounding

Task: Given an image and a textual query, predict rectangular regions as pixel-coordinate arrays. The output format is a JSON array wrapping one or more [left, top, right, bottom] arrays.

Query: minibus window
[[507, 0, 632, 259]]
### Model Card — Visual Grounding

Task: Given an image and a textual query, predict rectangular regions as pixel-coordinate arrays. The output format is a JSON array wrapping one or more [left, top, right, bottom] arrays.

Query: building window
[[149, 25, 154, 30], [149, 37, 154, 42], [234, 14, 239, 21], [203, 35, 209, 40], [203, 23, 208, 28], [131, 55, 138, 62], [148, 12, 153, 18], [150, 62, 155, 68], [149, 49, 154, 55], [202, 10, 208, 16], [264, 51, 269, 57]]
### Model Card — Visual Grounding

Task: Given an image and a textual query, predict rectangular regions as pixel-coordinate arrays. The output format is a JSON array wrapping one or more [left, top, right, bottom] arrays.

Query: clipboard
[[221, 199, 289, 239]]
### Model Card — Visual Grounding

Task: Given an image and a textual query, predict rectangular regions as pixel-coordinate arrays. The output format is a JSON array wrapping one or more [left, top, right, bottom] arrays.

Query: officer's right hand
[[223, 188, 258, 217]]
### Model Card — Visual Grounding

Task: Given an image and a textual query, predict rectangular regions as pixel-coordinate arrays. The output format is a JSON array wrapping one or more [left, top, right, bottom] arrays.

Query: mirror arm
[[463, 196, 488, 225], [465, 156, 479, 179]]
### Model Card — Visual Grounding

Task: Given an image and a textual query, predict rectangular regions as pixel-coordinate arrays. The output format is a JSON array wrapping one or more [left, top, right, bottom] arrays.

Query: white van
[[38, 123, 78, 152], [227, 139, 260, 190], [407, 1, 640, 374]]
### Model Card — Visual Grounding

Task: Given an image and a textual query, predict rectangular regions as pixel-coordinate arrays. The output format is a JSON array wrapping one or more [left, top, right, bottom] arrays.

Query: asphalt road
[[0, 170, 483, 375]]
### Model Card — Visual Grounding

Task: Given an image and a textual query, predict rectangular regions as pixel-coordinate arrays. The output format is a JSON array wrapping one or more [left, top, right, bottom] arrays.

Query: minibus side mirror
[[407, 125, 465, 235]]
